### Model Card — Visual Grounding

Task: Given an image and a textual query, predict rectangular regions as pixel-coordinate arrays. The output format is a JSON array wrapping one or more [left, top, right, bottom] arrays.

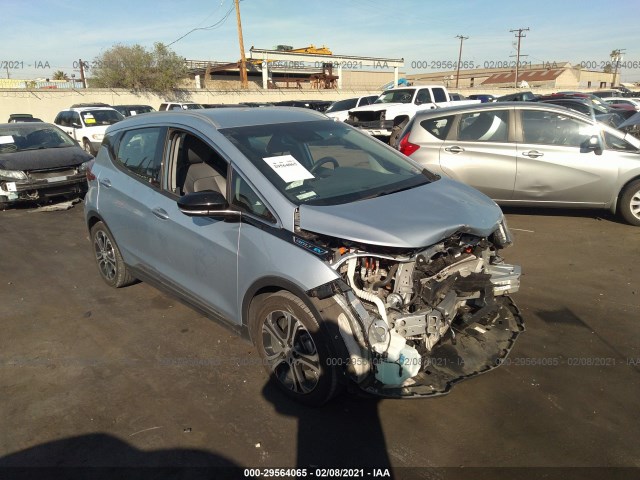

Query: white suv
[[54, 107, 124, 155]]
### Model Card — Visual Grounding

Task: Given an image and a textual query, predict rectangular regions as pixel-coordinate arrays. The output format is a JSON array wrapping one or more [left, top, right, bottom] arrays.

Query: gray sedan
[[398, 102, 640, 225]]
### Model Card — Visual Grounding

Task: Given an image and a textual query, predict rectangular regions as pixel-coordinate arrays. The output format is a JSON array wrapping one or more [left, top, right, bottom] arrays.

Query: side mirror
[[586, 135, 603, 155], [72, 122, 82, 128], [177, 191, 240, 218]]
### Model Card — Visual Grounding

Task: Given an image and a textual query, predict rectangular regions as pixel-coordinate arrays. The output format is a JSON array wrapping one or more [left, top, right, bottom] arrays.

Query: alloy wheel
[[261, 310, 321, 394], [94, 230, 117, 281]]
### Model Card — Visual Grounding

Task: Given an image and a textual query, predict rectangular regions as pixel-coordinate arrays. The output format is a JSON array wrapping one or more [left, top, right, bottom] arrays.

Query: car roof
[[412, 101, 594, 119], [64, 107, 119, 112], [109, 106, 329, 130]]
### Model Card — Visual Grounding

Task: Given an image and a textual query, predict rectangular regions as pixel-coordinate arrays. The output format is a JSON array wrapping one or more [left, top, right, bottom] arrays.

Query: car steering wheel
[[310, 156, 339, 175]]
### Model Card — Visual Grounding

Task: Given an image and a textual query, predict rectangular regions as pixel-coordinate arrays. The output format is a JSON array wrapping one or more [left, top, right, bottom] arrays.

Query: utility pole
[[234, 0, 249, 89], [78, 59, 87, 88], [509, 27, 529, 88], [455, 35, 468, 88], [610, 48, 625, 87]]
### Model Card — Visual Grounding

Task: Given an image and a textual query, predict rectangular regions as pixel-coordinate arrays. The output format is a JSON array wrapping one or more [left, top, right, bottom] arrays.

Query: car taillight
[[86, 160, 96, 181], [398, 132, 420, 156]]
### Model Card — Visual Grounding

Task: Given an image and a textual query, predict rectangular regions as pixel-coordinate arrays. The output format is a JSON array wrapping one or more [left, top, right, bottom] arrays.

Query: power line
[[167, 3, 236, 47]]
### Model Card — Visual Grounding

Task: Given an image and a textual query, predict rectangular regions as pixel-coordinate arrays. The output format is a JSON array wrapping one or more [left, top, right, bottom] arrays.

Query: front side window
[[457, 110, 509, 142], [415, 89, 432, 104], [521, 110, 597, 147], [603, 131, 639, 152], [231, 172, 275, 222], [220, 120, 430, 206], [116, 127, 165, 186]]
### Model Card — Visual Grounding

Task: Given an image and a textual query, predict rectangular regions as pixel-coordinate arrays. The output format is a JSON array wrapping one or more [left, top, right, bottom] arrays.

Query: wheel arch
[[612, 175, 640, 214]]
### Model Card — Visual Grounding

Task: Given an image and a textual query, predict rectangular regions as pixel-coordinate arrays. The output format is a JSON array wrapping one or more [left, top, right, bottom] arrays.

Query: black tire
[[619, 179, 640, 226], [90, 221, 135, 287], [82, 139, 94, 155], [389, 119, 408, 148], [249, 291, 341, 406]]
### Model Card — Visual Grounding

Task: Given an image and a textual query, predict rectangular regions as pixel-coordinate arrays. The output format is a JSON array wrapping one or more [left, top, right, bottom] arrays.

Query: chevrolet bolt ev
[[84, 108, 523, 405]]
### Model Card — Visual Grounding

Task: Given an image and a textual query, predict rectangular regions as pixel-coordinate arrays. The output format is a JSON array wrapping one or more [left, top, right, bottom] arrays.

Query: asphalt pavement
[[0, 202, 639, 479]]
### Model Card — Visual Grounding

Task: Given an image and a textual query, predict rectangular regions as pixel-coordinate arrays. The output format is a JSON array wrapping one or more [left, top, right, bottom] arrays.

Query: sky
[[2, 0, 640, 82]]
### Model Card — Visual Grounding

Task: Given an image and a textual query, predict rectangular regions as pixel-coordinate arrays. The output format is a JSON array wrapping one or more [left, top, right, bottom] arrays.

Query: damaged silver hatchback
[[84, 107, 523, 405]]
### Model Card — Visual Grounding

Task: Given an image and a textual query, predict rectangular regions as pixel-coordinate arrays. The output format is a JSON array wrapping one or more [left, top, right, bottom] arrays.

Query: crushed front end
[[307, 221, 523, 397]]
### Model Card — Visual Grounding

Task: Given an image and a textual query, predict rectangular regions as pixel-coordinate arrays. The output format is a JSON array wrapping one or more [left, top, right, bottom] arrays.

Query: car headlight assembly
[[78, 161, 91, 172], [0, 169, 28, 181], [91, 133, 104, 141], [492, 217, 513, 249]]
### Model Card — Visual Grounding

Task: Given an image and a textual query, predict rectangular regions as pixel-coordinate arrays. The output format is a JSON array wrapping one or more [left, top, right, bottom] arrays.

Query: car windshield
[[80, 110, 124, 126], [0, 124, 76, 152], [325, 98, 358, 113], [374, 89, 415, 104], [184, 104, 203, 109], [221, 120, 430, 206]]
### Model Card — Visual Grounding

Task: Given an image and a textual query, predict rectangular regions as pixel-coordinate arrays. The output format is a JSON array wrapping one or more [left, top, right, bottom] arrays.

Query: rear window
[[419, 115, 454, 140]]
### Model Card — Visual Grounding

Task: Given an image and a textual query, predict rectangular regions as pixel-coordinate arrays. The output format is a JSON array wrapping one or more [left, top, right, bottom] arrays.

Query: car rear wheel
[[250, 291, 341, 406], [90, 221, 135, 287], [619, 180, 640, 226]]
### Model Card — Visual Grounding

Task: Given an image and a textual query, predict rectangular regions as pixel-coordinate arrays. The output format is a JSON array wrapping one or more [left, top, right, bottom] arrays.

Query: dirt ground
[[1, 202, 639, 479]]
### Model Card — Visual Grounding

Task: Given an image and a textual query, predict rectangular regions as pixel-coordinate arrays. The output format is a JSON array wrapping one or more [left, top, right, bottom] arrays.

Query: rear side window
[[432, 88, 447, 103], [457, 110, 509, 142], [116, 127, 165, 186], [419, 115, 454, 140]]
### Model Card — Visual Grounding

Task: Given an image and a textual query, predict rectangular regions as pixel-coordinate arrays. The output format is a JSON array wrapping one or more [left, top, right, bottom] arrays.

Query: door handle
[[522, 150, 543, 158], [99, 178, 112, 188], [151, 207, 169, 220], [444, 146, 464, 153]]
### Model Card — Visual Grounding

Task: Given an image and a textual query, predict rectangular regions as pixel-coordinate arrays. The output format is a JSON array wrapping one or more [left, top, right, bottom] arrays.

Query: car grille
[[28, 168, 78, 180]]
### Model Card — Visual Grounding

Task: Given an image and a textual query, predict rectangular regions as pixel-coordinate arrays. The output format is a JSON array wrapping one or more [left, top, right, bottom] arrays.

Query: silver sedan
[[398, 102, 640, 226]]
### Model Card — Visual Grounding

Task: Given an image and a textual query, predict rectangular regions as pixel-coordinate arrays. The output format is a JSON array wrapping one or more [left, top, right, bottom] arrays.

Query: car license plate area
[[46, 176, 68, 183]]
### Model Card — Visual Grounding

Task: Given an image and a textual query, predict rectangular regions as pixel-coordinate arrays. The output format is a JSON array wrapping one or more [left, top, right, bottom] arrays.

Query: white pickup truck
[[345, 85, 480, 145]]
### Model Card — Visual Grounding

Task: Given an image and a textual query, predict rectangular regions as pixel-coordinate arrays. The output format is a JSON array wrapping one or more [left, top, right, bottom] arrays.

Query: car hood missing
[[0, 147, 92, 171], [299, 178, 503, 248]]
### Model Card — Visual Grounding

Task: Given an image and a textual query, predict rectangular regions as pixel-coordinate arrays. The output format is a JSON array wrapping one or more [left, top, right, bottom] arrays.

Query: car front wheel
[[250, 291, 341, 406], [90, 221, 135, 287], [619, 179, 640, 226], [82, 139, 94, 155]]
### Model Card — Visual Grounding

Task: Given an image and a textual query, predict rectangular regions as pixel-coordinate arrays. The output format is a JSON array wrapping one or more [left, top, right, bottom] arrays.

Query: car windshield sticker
[[296, 191, 317, 200], [263, 155, 315, 183], [0, 135, 14, 144], [84, 117, 96, 124]]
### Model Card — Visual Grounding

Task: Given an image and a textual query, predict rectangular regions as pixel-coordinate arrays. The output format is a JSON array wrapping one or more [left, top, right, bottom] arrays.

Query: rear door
[[438, 107, 517, 200], [513, 109, 617, 205]]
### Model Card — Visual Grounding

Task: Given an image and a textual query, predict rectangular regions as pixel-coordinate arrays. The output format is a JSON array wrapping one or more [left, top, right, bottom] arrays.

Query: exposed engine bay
[[328, 228, 521, 388]]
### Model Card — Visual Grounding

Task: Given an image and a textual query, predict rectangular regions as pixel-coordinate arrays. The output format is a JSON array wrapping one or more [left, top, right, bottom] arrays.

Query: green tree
[[89, 43, 187, 93], [52, 70, 68, 80]]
